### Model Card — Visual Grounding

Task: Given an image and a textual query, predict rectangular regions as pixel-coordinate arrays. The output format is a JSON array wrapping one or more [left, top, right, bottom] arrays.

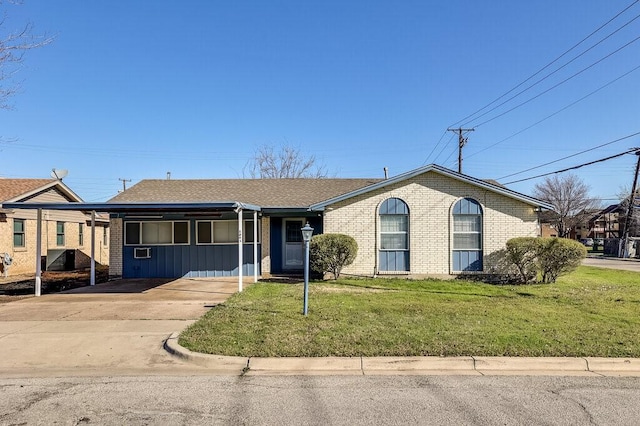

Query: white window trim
[[124, 220, 190, 246], [379, 216, 409, 252], [196, 219, 261, 245], [13, 218, 26, 249], [452, 215, 483, 251]]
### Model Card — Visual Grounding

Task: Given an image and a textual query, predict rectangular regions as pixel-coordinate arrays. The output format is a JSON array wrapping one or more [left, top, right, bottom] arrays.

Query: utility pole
[[447, 127, 474, 173], [620, 150, 640, 257], [118, 178, 131, 192]]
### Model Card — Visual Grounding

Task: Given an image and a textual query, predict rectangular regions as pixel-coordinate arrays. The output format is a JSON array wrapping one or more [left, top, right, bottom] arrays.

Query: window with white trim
[[379, 198, 410, 272], [452, 198, 483, 272], [56, 222, 65, 246], [13, 219, 25, 248], [124, 221, 189, 245], [196, 220, 260, 244]]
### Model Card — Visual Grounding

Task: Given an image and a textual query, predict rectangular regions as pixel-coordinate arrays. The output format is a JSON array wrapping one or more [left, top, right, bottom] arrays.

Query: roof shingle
[[109, 178, 382, 208], [0, 179, 55, 202]]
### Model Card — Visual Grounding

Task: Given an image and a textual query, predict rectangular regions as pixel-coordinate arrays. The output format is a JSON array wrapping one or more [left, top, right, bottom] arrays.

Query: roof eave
[[309, 164, 554, 211], [0, 201, 262, 213]]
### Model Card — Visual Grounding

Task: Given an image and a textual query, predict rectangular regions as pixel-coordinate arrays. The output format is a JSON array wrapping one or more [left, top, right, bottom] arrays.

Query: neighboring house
[[107, 164, 551, 279], [586, 204, 623, 239], [0, 179, 110, 276]]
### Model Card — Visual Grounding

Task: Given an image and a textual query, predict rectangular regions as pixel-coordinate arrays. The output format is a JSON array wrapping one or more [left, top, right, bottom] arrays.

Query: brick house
[[0, 179, 109, 276], [107, 165, 551, 279]]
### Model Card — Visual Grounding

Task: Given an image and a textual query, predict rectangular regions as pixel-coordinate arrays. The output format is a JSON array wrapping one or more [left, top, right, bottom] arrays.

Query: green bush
[[537, 238, 587, 283], [505, 237, 541, 284], [309, 233, 358, 280], [504, 237, 586, 284]]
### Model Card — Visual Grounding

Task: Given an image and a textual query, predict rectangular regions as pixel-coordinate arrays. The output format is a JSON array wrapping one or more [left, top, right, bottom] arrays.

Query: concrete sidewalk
[[164, 333, 640, 377], [3, 276, 640, 378]]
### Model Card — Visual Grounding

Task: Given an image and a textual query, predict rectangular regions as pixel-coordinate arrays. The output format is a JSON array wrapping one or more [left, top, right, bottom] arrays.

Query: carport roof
[[0, 201, 262, 212]]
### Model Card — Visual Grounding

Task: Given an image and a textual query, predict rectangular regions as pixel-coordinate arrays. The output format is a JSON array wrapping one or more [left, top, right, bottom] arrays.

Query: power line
[[448, 0, 640, 128], [423, 129, 449, 164], [472, 33, 640, 128], [503, 148, 639, 185], [462, 10, 640, 128], [497, 131, 640, 180], [467, 63, 640, 159]]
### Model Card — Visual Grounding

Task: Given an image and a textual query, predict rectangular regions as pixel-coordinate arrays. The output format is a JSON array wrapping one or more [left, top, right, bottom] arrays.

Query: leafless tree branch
[[244, 144, 328, 179], [0, 2, 54, 109], [533, 174, 599, 238]]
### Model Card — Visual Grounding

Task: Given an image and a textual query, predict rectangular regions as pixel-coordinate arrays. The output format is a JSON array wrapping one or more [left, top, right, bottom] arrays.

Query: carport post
[[90, 211, 96, 286], [237, 207, 243, 292], [35, 208, 42, 297], [253, 210, 258, 283]]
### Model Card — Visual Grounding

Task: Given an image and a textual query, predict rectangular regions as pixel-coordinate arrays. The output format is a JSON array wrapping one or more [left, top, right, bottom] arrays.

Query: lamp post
[[301, 222, 314, 316]]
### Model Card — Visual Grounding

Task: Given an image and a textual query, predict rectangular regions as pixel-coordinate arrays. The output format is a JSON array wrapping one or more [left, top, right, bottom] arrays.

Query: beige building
[[107, 165, 551, 279], [0, 179, 109, 276]]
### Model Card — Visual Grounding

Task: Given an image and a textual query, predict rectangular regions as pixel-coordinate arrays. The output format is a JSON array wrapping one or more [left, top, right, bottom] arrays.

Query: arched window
[[379, 198, 409, 272], [452, 198, 483, 272]]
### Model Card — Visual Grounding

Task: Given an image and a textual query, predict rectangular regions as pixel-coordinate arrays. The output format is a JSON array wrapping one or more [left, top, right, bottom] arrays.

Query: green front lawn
[[179, 266, 640, 357]]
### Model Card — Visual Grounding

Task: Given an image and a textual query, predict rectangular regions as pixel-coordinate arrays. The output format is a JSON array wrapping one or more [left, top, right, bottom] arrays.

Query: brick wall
[[260, 216, 271, 276], [109, 218, 123, 277], [323, 171, 540, 276], [0, 212, 110, 276]]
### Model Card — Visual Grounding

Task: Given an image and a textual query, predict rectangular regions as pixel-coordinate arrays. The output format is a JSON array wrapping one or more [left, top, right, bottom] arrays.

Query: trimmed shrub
[[309, 233, 358, 280], [504, 237, 587, 284], [505, 237, 542, 284], [537, 237, 587, 283]]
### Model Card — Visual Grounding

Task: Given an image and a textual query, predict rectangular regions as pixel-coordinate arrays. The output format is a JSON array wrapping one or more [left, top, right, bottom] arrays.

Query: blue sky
[[2, 1, 639, 204]]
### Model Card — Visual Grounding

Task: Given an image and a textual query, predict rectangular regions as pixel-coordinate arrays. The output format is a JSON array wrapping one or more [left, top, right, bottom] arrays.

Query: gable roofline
[[3, 179, 84, 203], [308, 164, 555, 211]]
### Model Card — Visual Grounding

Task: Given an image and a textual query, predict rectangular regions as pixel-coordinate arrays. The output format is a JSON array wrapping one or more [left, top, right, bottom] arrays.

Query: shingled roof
[[0, 179, 56, 202], [109, 178, 382, 208]]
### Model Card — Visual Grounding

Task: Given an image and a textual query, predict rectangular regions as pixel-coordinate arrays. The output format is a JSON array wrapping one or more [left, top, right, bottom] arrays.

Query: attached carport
[[0, 201, 262, 296]]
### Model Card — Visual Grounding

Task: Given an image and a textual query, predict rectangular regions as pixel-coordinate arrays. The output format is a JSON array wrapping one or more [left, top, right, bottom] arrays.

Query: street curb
[[164, 334, 640, 376], [164, 332, 249, 371]]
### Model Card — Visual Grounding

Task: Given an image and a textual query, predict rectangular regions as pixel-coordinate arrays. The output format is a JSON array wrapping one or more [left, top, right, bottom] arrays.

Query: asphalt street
[[1, 375, 640, 425]]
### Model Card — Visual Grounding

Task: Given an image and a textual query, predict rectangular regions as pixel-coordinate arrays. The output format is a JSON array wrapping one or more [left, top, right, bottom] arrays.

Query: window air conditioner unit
[[134, 247, 151, 259]]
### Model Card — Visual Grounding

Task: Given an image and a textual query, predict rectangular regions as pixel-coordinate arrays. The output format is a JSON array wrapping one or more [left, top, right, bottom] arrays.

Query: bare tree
[[245, 144, 328, 178], [1, 1, 53, 110], [533, 174, 598, 238]]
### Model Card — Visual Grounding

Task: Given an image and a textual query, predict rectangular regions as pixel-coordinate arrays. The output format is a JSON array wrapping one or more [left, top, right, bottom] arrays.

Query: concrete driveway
[[583, 256, 640, 272], [0, 277, 247, 377]]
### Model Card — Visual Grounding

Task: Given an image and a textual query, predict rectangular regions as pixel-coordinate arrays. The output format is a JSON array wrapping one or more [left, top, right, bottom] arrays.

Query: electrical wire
[[448, 0, 640, 128], [497, 131, 640, 180], [503, 148, 639, 185], [467, 64, 640, 159], [464, 12, 640, 128], [423, 129, 449, 164], [472, 33, 640, 128]]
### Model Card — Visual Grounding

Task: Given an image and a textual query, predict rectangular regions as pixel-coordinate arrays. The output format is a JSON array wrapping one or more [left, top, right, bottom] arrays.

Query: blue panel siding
[[379, 250, 409, 272], [453, 250, 483, 272], [269, 216, 323, 274], [123, 244, 261, 278]]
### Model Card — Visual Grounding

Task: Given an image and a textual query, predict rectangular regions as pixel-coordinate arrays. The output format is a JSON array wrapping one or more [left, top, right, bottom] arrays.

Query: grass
[[179, 266, 640, 358]]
